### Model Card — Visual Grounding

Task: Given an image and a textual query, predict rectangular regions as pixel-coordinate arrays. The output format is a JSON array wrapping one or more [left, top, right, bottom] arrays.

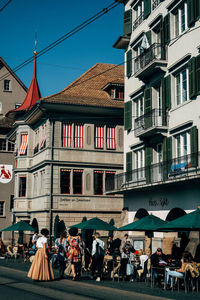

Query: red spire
[[15, 52, 41, 112]]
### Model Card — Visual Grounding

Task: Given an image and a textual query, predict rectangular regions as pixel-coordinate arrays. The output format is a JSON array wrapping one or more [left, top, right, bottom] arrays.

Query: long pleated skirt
[[28, 248, 54, 281]]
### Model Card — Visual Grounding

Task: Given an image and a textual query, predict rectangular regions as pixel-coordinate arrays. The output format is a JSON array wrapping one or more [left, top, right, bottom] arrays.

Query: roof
[[41, 63, 124, 109]]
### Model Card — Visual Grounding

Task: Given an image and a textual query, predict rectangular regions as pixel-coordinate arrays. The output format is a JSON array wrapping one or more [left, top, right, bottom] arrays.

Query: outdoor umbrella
[[1, 220, 35, 232], [118, 214, 167, 231], [70, 217, 117, 231], [157, 209, 200, 231]]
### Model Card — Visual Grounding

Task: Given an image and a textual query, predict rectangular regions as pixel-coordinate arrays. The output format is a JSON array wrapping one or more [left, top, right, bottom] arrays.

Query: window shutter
[[187, 0, 196, 27], [196, 54, 200, 95], [123, 9, 132, 35], [188, 57, 197, 98], [162, 137, 172, 180], [165, 75, 171, 110], [164, 13, 170, 44], [190, 126, 198, 167], [124, 101, 132, 131], [196, 0, 200, 20], [146, 30, 151, 45], [145, 146, 152, 184], [126, 50, 132, 78], [126, 151, 132, 181], [143, 0, 151, 19], [144, 88, 152, 129], [160, 19, 166, 60]]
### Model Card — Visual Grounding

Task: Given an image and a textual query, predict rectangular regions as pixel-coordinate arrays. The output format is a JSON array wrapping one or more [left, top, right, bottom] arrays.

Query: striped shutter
[[126, 50, 132, 78], [63, 123, 72, 148], [145, 146, 152, 184], [190, 126, 198, 167], [124, 101, 132, 131], [143, 0, 151, 19], [19, 132, 28, 155], [188, 57, 197, 98], [196, 54, 200, 95], [107, 127, 116, 150], [123, 9, 132, 35], [95, 126, 104, 148], [75, 124, 83, 148]]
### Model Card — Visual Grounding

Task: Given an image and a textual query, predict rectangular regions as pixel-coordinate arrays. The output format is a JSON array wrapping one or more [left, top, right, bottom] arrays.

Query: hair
[[157, 248, 162, 253], [68, 227, 78, 236], [124, 234, 128, 238], [95, 232, 100, 238], [41, 228, 49, 236], [138, 249, 144, 255]]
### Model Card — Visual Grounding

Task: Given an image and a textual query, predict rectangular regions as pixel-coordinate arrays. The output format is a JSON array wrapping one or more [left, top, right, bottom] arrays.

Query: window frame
[[73, 170, 83, 194], [0, 201, 5, 216], [175, 130, 191, 158], [175, 67, 189, 105], [94, 171, 104, 195], [3, 79, 11, 92], [60, 169, 71, 194], [18, 176, 27, 198]]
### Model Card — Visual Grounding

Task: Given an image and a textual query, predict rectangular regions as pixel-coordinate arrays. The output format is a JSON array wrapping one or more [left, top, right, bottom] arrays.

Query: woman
[[67, 227, 81, 280], [28, 228, 54, 281], [54, 232, 68, 278]]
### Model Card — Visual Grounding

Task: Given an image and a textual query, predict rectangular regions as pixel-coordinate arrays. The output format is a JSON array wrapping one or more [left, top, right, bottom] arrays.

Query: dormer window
[[102, 83, 124, 101], [114, 86, 124, 100], [4, 79, 11, 92]]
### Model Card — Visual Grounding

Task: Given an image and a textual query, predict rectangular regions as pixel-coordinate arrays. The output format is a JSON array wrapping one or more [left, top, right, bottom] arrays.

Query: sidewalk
[[0, 259, 199, 300]]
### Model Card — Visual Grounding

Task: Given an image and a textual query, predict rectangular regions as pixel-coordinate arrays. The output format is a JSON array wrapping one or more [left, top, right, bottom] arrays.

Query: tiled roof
[[41, 63, 124, 108]]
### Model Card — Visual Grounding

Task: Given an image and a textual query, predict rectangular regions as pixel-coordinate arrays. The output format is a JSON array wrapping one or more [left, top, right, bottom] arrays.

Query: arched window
[[134, 208, 149, 221], [31, 218, 39, 232], [165, 208, 186, 221]]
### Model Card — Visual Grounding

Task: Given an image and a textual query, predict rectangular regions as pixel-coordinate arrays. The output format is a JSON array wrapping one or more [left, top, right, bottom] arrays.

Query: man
[[120, 234, 134, 253], [151, 248, 167, 287], [90, 232, 105, 282]]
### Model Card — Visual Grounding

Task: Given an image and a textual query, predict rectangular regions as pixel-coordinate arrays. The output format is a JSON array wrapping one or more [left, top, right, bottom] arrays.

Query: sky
[[0, 0, 124, 98]]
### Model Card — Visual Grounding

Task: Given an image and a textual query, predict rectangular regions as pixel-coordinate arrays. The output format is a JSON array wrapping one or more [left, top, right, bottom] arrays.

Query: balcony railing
[[134, 109, 167, 136], [133, 13, 144, 31], [105, 152, 199, 193], [152, 0, 162, 10], [134, 43, 166, 74]]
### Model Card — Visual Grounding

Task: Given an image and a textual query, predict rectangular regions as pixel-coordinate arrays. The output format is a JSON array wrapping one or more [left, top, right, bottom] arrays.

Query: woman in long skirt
[[28, 228, 54, 281]]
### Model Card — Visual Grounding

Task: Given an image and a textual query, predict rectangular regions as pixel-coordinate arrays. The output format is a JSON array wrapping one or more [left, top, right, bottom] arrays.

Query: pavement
[[0, 258, 200, 300]]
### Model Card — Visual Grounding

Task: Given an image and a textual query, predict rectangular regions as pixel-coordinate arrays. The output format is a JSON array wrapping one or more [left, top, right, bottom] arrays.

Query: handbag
[[126, 262, 134, 276]]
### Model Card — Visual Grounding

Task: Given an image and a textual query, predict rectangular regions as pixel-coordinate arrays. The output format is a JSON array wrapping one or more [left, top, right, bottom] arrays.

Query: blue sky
[[0, 0, 124, 97]]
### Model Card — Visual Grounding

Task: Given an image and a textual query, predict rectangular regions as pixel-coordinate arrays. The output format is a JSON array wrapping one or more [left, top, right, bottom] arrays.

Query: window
[[34, 129, 39, 154], [40, 123, 46, 150], [0, 139, 6, 151], [114, 87, 124, 100], [8, 141, 14, 152], [0, 201, 4, 216], [63, 123, 72, 148], [175, 131, 190, 157], [19, 132, 28, 155], [95, 126, 104, 149], [15, 103, 21, 109], [175, 68, 189, 105], [73, 170, 83, 194], [135, 97, 144, 118], [40, 169, 45, 195], [134, 148, 145, 179], [174, 2, 188, 37], [60, 169, 71, 194], [74, 124, 83, 148], [107, 127, 116, 150], [19, 177, 26, 197], [10, 195, 14, 211], [33, 173, 38, 196], [94, 171, 103, 195], [4, 79, 11, 91], [133, 1, 144, 30], [105, 171, 115, 193]]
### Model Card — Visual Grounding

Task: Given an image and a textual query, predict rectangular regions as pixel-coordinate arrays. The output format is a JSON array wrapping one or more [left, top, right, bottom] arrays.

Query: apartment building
[[0, 57, 27, 242], [107, 0, 200, 249], [8, 62, 124, 238]]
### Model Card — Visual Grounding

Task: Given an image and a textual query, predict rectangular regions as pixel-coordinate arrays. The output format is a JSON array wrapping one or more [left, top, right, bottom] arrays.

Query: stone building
[[8, 61, 124, 238], [107, 0, 200, 253], [0, 57, 27, 243]]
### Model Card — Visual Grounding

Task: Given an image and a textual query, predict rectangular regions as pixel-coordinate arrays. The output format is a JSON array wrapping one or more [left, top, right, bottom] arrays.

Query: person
[[106, 236, 114, 256], [194, 243, 200, 263], [0, 236, 5, 256], [32, 231, 38, 246], [55, 231, 68, 278], [67, 227, 82, 280], [121, 245, 135, 279], [28, 228, 54, 281], [151, 248, 167, 287], [120, 234, 134, 253], [136, 250, 149, 281], [90, 232, 105, 282]]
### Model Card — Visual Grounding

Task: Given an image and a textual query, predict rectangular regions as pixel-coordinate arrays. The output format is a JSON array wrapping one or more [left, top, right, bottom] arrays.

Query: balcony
[[134, 109, 168, 138], [133, 14, 144, 31], [105, 152, 199, 194], [134, 43, 167, 80]]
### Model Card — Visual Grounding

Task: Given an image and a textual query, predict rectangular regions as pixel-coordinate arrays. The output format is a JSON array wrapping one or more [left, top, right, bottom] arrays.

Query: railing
[[134, 109, 167, 136], [152, 0, 162, 10], [133, 13, 144, 31], [134, 43, 166, 74], [105, 152, 199, 193]]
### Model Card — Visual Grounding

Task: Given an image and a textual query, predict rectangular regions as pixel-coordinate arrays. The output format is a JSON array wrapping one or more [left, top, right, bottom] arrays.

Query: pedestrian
[[67, 227, 82, 280], [54, 231, 68, 278], [32, 231, 38, 246], [120, 233, 134, 253], [89, 232, 105, 282], [151, 248, 167, 287], [28, 228, 54, 281]]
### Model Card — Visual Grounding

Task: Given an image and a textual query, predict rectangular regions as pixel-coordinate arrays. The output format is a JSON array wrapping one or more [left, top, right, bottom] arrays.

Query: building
[[107, 0, 200, 252], [0, 57, 27, 243], [8, 60, 124, 239]]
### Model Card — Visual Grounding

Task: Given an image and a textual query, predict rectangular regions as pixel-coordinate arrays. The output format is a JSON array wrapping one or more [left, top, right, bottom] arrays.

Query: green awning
[[1, 221, 35, 232], [70, 217, 117, 231]]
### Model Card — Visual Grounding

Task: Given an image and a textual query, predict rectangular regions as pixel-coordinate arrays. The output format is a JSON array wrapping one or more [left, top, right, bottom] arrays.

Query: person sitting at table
[[165, 252, 191, 289], [121, 245, 135, 278], [0, 236, 5, 256], [136, 249, 149, 280], [151, 248, 167, 287], [106, 236, 114, 256]]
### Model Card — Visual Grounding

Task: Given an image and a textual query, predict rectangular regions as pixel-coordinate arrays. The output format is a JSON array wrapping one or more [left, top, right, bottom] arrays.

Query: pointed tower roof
[[6, 51, 41, 119]]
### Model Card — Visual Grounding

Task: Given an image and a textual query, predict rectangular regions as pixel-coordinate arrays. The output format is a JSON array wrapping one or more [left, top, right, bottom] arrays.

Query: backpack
[[95, 242, 104, 258]]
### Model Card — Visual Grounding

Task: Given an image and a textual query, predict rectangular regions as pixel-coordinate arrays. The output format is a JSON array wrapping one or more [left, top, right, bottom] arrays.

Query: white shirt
[[32, 233, 38, 242], [139, 254, 148, 269], [36, 236, 47, 249], [92, 238, 104, 256]]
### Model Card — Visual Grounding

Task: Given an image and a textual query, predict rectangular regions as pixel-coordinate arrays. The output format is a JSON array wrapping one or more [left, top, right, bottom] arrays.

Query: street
[[0, 261, 200, 300]]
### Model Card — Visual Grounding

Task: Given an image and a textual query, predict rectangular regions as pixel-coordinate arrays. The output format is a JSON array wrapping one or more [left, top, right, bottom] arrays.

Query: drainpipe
[[49, 119, 54, 247]]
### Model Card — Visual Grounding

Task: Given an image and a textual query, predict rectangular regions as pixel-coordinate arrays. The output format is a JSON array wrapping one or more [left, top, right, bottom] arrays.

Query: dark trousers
[[91, 255, 104, 278]]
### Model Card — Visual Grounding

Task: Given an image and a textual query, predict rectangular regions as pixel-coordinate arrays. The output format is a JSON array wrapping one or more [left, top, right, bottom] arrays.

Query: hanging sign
[[0, 164, 13, 184]]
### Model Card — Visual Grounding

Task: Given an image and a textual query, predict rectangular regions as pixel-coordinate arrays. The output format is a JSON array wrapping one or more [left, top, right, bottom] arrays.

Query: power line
[[0, 1, 119, 82], [0, 0, 12, 13]]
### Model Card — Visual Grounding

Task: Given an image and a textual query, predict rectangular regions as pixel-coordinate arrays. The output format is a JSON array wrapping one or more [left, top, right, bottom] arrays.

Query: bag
[[126, 263, 134, 276], [64, 263, 72, 277], [95, 242, 104, 258]]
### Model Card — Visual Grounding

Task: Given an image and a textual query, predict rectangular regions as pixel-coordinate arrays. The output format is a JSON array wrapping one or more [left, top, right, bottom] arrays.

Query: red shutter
[[107, 127, 116, 149], [19, 133, 28, 155], [63, 123, 72, 148], [95, 126, 104, 148], [75, 124, 83, 148]]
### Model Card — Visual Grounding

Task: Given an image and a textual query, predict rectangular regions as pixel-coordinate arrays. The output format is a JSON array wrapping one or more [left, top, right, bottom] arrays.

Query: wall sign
[[0, 164, 13, 184], [149, 197, 169, 208]]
